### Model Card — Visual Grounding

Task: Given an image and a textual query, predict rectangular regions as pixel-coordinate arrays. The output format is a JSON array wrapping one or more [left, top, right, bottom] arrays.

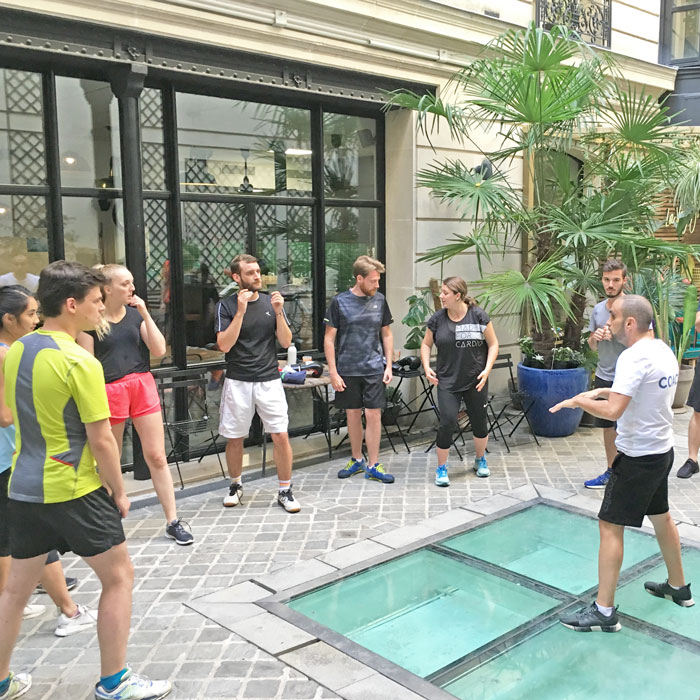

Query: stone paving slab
[[317, 540, 392, 569], [418, 506, 482, 532], [229, 611, 317, 656], [280, 642, 375, 692], [464, 493, 522, 514], [254, 559, 337, 593], [194, 580, 270, 604], [338, 673, 425, 700], [186, 601, 264, 627], [370, 522, 441, 549]]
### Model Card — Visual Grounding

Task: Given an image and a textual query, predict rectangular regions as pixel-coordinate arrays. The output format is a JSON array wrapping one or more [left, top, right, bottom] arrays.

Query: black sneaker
[[559, 602, 621, 632], [677, 458, 699, 479], [165, 519, 194, 546], [35, 576, 78, 594], [278, 487, 301, 513], [644, 579, 695, 607]]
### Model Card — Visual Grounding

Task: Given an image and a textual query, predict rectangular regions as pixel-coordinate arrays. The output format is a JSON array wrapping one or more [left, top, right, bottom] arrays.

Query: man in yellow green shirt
[[0, 261, 171, 700]]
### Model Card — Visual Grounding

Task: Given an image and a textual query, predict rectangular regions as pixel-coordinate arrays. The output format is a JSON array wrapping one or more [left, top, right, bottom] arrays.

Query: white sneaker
[[55, 604, 98, 637], [22, 604, 45, 620], [94, 667, 171, 699], [223, 482, 243, 507], [278, 487, 301, 513]]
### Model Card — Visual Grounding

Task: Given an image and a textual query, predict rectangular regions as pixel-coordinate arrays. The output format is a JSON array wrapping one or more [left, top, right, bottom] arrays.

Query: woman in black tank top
[[78, 265, 192, 545]]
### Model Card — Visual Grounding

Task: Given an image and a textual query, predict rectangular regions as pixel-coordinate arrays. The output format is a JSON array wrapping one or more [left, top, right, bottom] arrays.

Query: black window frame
[[661, 0, 700, 65]]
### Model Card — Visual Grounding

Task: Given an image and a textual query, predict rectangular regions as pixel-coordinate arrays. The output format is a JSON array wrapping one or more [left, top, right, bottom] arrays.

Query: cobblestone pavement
[[10, 409, 700, 699]]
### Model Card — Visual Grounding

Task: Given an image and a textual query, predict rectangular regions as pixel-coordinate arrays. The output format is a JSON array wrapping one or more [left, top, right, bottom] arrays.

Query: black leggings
[[436, 384, 489, 448]]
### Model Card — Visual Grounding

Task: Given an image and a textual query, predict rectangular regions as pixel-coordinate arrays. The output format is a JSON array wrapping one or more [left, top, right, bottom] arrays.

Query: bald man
[[551, 295, 693, 633]]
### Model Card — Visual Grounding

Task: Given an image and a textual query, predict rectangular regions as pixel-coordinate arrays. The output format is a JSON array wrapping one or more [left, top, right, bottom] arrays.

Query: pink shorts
[[105, 372, 161, 425]]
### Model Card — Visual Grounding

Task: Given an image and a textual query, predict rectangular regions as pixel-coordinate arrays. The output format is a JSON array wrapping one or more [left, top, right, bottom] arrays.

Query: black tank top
[[88, 306, 150, 383]]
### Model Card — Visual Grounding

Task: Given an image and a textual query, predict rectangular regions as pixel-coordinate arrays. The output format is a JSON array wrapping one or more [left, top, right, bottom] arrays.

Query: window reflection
[[672, 9, 700, 60], [140, 88, 166, 191], [324, 113, 376, 199], [62, 196, 124, 267], [177, 94, 312, 196], [0, 195, 47, 291], [325, 207, 377, 304], [56, 77, 121, 189], [0, 69, 45, 186]]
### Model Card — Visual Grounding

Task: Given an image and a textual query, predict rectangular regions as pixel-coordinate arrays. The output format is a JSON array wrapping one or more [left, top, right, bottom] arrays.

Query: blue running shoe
[[338, 458, 365, 479], [474, 456, 490, 478], [365, 462, 394, 483], [435, 463, 450, 487], [584, 469, 612, 489]]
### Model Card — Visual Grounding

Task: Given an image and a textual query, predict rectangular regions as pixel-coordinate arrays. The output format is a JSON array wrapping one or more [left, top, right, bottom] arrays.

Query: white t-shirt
[[0, 272, 39, 293], [612, 337, 677, 457]]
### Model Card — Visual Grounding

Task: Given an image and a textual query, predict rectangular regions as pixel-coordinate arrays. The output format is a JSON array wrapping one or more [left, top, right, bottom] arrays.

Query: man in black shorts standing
[[324, 255, 395, 484], [216, 254, 300, 513], [0, 261, 170, 700], [551, 295, 693, 633]]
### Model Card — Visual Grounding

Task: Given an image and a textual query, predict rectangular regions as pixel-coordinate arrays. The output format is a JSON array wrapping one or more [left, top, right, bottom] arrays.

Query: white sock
[[669, 582, 682, 590], [596, 602, 614, 616], [232, 476, 242, 486]]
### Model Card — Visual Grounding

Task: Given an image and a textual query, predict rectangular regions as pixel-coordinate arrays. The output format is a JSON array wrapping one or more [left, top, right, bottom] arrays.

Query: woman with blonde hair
[[78, 264, 193, 545], [421, 276, 499, 485]]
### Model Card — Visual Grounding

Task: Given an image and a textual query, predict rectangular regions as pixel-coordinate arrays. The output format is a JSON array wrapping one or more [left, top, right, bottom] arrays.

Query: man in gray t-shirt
[[584, 259, 628, 489]]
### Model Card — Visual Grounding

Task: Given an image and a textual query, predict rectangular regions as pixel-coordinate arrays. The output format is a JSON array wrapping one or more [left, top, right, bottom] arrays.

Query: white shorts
[[219, 377, 289, 438]]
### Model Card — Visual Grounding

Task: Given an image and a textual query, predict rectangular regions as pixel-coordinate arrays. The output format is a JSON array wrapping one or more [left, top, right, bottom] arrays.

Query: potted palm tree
[[390, 22, 700, 436]]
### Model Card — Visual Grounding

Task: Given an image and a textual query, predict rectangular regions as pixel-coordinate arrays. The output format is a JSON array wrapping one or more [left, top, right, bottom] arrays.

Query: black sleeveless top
[[87, 306, 150, 383]]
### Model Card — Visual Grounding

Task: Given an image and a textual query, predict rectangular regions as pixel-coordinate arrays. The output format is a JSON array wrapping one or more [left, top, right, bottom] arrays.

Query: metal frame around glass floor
[[257, 498, 700, 700]]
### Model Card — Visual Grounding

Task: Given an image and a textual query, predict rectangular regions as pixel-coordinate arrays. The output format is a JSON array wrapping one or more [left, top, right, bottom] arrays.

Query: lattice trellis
[[140, 88, 162, 129], [145, 199, 168, 295], [12, 195, 46, 239], [142, 141, 165, 191], [182, 201, 247, 287], [6, 70, 42, 115]]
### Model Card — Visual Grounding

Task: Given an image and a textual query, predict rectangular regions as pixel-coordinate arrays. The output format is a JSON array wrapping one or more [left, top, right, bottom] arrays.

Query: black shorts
[[592, 376, 616, 429], [9, 487, 125, 559], [598, 448, 673, 527], [334, 374, 385, 410], [687, 363, 700, 412], [0, 470, 9, 557]]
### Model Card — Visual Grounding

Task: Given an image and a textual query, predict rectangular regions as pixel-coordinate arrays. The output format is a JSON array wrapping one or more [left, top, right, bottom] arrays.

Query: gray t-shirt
[[324, 290, 393, 376], [589, 299, 626, 381]]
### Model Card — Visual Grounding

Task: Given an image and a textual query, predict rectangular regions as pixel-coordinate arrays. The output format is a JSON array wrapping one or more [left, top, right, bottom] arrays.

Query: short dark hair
[[0, 285, 33, 326], [602, 258, 627, 276], [37, 261, 106, 318], [230, 254, 258, 277]]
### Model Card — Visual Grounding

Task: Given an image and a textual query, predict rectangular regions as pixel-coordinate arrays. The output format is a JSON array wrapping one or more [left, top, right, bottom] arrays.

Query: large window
[[663, 0, 700, 63]]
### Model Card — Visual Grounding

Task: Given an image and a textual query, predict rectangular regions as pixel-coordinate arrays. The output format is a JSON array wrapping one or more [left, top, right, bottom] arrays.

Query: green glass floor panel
[[442, 505, 658, 594], [288, 549, 559, 678], [615, 548, 700, 641], [443, 622, 700, 700]]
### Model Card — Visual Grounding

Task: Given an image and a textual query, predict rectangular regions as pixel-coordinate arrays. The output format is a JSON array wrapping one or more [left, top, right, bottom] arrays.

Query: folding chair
[[155, 367, 226, 488], [487, 353, 540, 446]]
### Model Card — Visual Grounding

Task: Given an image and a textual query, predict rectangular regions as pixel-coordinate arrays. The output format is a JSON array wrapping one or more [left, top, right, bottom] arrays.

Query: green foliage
[[402, 289, 434, 350], [388, 21, 700, 364], [672, 282, 699, 364]]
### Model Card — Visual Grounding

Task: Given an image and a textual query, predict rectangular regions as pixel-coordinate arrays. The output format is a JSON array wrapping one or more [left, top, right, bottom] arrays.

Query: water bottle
[[287, 343, 297, 366]]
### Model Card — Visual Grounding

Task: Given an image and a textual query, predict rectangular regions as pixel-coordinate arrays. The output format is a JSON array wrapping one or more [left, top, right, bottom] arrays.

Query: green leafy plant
[[402, 289, 434, 350], [389, 22, 700, 365], [671, 282, 699, 365]]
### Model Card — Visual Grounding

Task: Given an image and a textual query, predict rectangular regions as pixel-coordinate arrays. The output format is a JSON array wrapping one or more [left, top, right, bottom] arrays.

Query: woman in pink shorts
[[78, 264, 193, 545]]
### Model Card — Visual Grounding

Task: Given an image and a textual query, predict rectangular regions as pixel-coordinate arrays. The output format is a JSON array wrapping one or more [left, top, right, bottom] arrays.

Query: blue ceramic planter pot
[[517, 363, 590, 437]]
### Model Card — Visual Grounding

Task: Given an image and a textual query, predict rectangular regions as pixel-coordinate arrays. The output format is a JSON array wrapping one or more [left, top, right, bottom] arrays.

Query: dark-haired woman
[[0, 285, 97, 639], [421, 277, 499, 485], [78, 264, 193, 546]]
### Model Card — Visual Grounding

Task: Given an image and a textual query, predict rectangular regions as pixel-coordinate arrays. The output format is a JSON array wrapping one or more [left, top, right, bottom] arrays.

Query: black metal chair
[[487, 353, 540, 447], [155, 367, 226, 488]]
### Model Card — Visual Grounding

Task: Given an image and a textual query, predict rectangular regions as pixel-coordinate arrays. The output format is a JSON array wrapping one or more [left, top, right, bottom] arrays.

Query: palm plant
[[389, 22, 700, 362]]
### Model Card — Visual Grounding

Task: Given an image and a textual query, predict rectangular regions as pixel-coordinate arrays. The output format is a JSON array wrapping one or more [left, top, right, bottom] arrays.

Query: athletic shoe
[[474, 456, 490, 478], [435, 463, 450, 487], [365, 463, 394, 483], [94, 667, 172, 700], [677, 458, 699, 479], [22, 604, 45, 620], [278, 487, 301, 513], [337, 458, 366, 479], [584, 469, 612, 489], [223, 482, 243, 507], [165, 519, 193, 546], [0, 672, 31, 699], [55, 604, 98, 637], [644, 579, 695, 607], [559, 602, 621, 632], [35, 576, 78, 594]]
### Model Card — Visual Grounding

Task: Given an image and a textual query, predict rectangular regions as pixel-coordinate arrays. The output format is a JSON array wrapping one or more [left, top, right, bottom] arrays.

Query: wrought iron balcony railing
[[536, 0, 612, 49]]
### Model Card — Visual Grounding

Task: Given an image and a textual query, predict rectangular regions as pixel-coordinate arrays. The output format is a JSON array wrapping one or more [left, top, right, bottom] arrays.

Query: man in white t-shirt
[[550, 295, 693, 633], [0, 255, 39, 293]]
